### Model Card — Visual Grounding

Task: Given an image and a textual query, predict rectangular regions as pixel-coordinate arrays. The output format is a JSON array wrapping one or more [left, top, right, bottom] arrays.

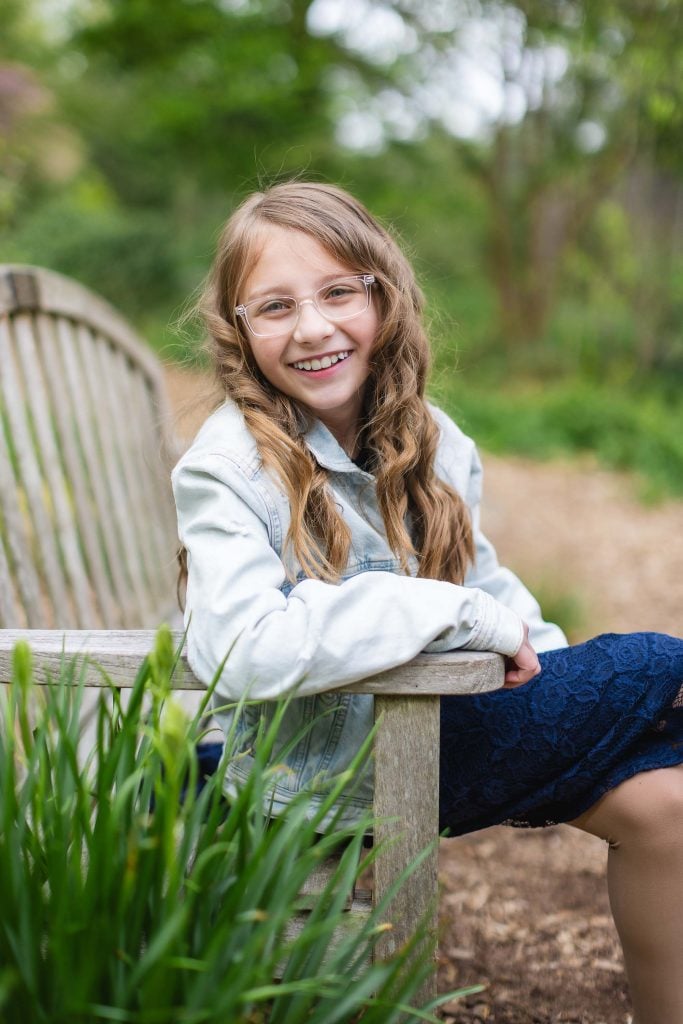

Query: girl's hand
[[504, 623, 541, 688]]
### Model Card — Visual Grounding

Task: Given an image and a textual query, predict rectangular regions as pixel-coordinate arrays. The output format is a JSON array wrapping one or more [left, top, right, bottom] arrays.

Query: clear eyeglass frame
[[234, 274, 375, 338]]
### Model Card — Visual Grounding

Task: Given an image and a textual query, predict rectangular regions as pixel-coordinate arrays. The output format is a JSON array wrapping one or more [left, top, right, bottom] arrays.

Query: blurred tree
[[499, 0, 683, 353], [573, 160, 683, 381], [60, 0, 376, 209], [0, 0, 83, 228], [313, 0, 683, 354], [4, 0, 682, 382]]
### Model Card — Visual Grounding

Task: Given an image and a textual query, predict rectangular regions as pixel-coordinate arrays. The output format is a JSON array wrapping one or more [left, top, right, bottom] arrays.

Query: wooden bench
[[0, 265, 504, 1004]]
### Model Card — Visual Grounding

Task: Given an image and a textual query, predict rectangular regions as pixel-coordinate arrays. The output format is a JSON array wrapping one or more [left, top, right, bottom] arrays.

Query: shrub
[[433, 378, 683, 499], [2, 192, 179, 320]]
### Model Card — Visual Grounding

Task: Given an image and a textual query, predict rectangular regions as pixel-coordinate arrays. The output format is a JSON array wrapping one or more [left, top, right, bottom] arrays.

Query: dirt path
[[481, 452, 683, 640], [164, 364, 683, 1024]]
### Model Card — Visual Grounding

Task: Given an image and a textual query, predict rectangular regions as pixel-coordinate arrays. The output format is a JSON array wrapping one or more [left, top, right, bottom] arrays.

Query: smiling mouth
[[291, 351, 351, 372]]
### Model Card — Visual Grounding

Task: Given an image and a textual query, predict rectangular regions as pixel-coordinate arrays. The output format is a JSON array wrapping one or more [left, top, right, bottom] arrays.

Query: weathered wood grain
[[0, 364, 44, 626], [0, 629, 504, 694], [280, 895, 373, 973], [35, 313, 120, 627], [373, 694, 441, 1005], [0, 265, 164, 384], [0, 264, 179, 629], [13, 312, 98, 627], [0, 315, 74, 624]]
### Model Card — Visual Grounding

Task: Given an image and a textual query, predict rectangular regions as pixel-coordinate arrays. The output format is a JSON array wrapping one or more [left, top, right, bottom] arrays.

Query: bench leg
[[373, 694, 440, 1007]]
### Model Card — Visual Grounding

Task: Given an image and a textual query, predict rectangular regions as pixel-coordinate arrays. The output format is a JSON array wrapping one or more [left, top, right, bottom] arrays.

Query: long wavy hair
[[180, 181, 473, 592]]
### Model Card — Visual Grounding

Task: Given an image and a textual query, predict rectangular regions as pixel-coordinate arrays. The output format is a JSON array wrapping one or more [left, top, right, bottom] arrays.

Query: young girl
[[172, 181, 683, 1023]]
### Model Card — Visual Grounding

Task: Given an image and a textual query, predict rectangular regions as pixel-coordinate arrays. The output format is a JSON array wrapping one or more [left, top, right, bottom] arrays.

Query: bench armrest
[[0, 628, 504, 695]]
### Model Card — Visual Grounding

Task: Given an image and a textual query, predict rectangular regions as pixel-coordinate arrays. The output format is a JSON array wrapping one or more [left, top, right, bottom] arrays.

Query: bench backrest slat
[[35, 312, 122, 626], [0, 349, 46, 625], [105, 341, 178, 611], [74, 319, 153, 624], [0, 314, 76, 624], [15, 313, 100, 627]]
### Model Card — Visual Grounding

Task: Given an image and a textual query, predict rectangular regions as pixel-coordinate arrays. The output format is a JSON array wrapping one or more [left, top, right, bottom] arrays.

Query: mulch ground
[[436, 826, 632, 1024]]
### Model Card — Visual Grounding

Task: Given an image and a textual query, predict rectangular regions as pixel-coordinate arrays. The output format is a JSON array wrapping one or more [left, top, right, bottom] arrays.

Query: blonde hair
[[186, 181, 473, 587]]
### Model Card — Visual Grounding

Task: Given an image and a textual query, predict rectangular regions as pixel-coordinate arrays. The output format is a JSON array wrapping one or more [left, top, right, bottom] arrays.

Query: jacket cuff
[[460, 589, 525, 656]]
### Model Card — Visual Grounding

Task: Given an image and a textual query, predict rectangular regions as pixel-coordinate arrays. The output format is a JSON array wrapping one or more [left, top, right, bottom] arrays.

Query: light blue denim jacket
[[172, 400, 566, 824]]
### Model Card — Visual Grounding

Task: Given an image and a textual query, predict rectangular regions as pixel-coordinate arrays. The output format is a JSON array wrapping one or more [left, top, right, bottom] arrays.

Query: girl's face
[[238, 225, 379, 453]]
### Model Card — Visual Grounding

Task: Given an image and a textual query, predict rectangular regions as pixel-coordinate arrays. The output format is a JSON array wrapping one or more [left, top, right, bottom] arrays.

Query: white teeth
[[293, 351, 350, 371]]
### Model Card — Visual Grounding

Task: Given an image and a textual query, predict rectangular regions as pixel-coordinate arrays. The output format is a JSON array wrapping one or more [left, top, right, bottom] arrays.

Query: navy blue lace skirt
[[439, 632, 683, 836]]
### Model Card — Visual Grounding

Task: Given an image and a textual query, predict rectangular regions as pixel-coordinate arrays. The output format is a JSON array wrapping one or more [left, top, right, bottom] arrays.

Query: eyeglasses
[[234, 274, 375, 338]]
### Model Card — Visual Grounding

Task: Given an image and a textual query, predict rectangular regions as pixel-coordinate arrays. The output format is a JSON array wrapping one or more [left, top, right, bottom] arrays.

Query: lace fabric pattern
[[439, 632, 683, 835]]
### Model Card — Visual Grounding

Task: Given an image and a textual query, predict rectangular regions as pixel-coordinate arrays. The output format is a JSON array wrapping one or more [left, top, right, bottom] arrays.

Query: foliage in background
[[514, 579, 587, 645], [0, 628, 464, 1023], [1, 0, 682, 493], [3, 191, 180, 316], [431, 373, 683, 500]]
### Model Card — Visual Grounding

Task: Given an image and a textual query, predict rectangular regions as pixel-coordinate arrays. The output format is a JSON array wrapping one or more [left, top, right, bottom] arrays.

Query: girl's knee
[[572, 765, 683, 848]]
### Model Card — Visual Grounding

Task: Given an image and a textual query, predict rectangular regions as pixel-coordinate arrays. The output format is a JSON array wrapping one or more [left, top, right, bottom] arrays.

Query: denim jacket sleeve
[[431, 407, 567, 654], [172, 445, 528, 702]]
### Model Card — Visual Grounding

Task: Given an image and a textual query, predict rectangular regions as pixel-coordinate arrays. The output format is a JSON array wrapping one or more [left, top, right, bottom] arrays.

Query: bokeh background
[[3, 0, 683, 641]]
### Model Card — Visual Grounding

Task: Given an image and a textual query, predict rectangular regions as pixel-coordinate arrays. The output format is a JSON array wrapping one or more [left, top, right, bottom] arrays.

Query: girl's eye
[[256, 298, 295, 317], [324, 282, 359, 301]]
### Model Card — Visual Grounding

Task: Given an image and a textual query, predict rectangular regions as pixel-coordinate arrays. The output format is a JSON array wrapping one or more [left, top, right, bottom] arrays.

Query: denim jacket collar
[[303, 418, 374, 479]]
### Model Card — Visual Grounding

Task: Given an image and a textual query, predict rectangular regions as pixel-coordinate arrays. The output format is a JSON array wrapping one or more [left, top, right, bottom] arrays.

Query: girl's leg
[[570, 764, 683, 1024]]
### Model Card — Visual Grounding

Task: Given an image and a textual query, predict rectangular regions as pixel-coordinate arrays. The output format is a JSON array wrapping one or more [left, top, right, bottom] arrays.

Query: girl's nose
[[292, 299, 335, 343]]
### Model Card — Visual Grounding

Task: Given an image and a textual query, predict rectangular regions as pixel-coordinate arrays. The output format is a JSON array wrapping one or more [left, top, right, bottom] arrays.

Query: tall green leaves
[[0, 629, 453, 1023]]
